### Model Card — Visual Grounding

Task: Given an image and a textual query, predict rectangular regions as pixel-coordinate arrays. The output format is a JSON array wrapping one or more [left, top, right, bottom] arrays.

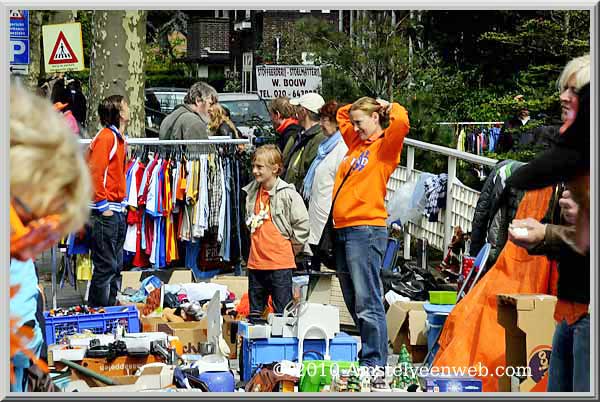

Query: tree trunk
[[88, 10, 146, 138], [25, 10, 44, 91], [48, 10, 77, 24]]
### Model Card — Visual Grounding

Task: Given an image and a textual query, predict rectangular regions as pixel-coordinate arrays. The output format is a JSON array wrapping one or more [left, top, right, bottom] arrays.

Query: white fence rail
[[386, 138, 498, 258]]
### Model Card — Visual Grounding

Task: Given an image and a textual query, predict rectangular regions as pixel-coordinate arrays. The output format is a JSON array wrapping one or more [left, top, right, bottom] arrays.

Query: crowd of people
[[9, 53, 590, 392]]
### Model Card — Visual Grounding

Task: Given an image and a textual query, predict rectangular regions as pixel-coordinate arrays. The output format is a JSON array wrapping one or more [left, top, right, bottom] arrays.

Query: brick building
[[183, 10, 395, 92]]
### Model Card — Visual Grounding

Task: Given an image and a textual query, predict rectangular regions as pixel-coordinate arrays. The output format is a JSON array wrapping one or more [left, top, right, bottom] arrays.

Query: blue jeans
[[248, 268, 293, 315], [335, 225, 388, 367], [185, 239, 202, 280], [88, 212, 126, 307], [547, 314, 590, 392]]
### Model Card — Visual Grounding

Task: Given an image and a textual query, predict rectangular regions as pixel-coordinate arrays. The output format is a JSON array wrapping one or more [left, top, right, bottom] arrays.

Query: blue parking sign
[[10, 38, 29, 65], [10, 10, 29, 38]]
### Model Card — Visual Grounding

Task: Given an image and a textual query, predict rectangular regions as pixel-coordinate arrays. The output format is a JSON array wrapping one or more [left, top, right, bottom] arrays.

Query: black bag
[[317, 167, 353, 270]]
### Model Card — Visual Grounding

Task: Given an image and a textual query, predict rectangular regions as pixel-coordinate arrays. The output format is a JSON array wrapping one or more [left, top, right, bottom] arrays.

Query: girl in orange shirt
[[242, 145, 310, 315]]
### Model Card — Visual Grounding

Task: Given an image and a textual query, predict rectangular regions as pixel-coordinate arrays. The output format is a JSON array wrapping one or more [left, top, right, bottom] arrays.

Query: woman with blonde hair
[[208, 103, 239, 138], [10, 83, 92, 391], [507, 54, 590, 392], [332, 96, 410, 373]]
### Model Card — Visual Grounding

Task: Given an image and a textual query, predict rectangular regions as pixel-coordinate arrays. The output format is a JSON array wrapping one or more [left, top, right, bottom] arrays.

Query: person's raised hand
[[559, 190, 579, 225], [375, 98, 392, 114], [508, 218, 546, 250]]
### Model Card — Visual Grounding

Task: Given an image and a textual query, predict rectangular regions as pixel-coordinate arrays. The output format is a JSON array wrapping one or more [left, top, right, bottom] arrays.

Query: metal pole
[[79, 138, 250, 145], [51, 245, 57, 310], [404, 146, 415, 260], [443, 156, 457, 252]]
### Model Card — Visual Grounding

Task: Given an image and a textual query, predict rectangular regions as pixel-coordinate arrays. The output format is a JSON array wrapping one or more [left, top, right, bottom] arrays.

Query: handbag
[[317, 166, 353, 270]]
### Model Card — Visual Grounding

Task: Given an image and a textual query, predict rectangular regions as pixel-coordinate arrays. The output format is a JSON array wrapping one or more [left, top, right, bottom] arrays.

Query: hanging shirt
[[146, 159, 163, 217], [217, 156, 227, 242], [138, 155, 157, 206], [457, 129, 466, 152], [247, 187, 296, 270]]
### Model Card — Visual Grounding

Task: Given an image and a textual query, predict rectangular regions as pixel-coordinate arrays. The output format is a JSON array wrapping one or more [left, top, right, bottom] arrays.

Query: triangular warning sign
[[49, 31, 78, 64], [10, 10, 24, 19]]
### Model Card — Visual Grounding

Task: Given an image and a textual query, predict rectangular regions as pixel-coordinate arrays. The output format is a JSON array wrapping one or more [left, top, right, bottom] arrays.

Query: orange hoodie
[[87, 126, 127, 213], [332, 103, 410, 229]]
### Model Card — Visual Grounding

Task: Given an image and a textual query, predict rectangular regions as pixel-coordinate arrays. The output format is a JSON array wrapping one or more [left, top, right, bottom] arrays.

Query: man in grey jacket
[[285, 93, 326, 192], [159, 82, 218, 140]]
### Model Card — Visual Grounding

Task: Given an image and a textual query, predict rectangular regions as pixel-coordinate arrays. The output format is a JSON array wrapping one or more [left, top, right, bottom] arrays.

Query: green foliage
[[297, 14, 409, 99]]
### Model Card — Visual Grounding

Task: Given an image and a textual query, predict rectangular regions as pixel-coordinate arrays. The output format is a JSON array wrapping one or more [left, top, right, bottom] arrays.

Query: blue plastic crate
[[43, 305, 140, 345], [423, 303, 454, 365], [240, 333, 358, 382]]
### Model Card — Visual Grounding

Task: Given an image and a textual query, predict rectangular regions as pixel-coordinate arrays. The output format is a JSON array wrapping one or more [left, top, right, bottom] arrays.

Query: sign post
[[255, 65, 322, 99], [9, 9, 29, 75], [242, 52, 253, 94], [42, 22, 85, 73]]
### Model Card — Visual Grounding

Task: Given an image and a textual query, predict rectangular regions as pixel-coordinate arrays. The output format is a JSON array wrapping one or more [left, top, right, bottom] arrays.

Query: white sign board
[[42, 22, 85, 73], [256, 65, 322, 99], [242, 52, 253, 72]]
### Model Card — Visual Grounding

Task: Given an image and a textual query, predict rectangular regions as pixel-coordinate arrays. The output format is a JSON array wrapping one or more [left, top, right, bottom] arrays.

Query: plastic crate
[[239, 333, 358, 382], [299, 360, 359, 392], [43, 305, 140, 345], [429, 291, 457, 305], [423, 303, 454, 366]]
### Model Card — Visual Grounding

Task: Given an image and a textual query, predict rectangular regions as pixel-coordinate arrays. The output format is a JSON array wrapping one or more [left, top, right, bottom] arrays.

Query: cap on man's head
[[290, 93, 325, 114]]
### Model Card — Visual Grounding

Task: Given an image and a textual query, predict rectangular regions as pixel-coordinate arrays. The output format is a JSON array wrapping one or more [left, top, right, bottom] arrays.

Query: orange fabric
[[332, 103, 410, 228], [554, 300, 589, 325], [176, 162, 187, 201], [276, 118, 299, 134], [87, 127, 126, 204], [247, 187, 296, 270], [432, 187, 557, 392], [236, 293, 274, 318]]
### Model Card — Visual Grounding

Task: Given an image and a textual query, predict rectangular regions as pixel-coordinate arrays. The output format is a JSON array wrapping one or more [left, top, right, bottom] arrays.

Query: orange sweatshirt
[[87, 126, 127, 213], [332, 103, 410, 228]]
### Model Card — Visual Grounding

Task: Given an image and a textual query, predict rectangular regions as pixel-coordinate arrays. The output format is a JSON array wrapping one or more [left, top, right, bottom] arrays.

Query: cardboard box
[[66, 365, 174, 392], [421, 375, 483, 392], [56, 355, 164, 377], [141, 316, 169, 332], [222, 315, 239, 359], [497, 294, 557, 392], [209, 275, 248, 299], [386, 301, 428, 362], [121, 268, 193, 292], [156, 320, 208, 355]]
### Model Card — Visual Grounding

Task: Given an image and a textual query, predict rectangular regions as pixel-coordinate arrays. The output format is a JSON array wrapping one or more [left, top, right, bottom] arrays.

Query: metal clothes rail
[[51, 137, 251, 310], [435, 121, 504, 125], [78, 137, 251, 145]]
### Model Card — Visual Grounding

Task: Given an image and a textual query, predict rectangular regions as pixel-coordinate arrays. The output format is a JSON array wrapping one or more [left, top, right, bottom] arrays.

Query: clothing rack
[[78, 137, 250, 145], [435, 122, 503, 125], [50, 136, 251, 310]]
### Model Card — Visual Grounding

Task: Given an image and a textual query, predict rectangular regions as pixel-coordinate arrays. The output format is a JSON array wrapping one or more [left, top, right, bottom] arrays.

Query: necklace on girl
[[247, 199, 270, 233]]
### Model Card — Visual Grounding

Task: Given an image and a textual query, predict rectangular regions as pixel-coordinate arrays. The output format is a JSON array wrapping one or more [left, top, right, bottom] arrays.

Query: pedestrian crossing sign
[[42, 22, 84, 72]]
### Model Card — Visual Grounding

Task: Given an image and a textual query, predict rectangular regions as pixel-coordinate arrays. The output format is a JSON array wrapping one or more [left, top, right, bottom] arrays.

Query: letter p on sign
[[10, 39, 29, 64]]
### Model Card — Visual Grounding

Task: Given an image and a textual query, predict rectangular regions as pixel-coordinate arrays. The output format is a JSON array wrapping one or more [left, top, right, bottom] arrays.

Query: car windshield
[[153, 91, 186, 114], [220, 99, 270, 126]]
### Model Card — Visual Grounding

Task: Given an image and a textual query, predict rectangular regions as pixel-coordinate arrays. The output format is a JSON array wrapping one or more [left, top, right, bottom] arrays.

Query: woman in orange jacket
[[333, 97, 410, 370], [87, 95, 130, 307]]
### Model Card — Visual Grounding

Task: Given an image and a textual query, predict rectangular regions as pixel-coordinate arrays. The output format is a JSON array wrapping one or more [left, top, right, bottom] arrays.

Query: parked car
[[217, 92, 272, 139], [146, 87, 187, 114], [144, 88, 274, 140], [144, 87, 187, 136]]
